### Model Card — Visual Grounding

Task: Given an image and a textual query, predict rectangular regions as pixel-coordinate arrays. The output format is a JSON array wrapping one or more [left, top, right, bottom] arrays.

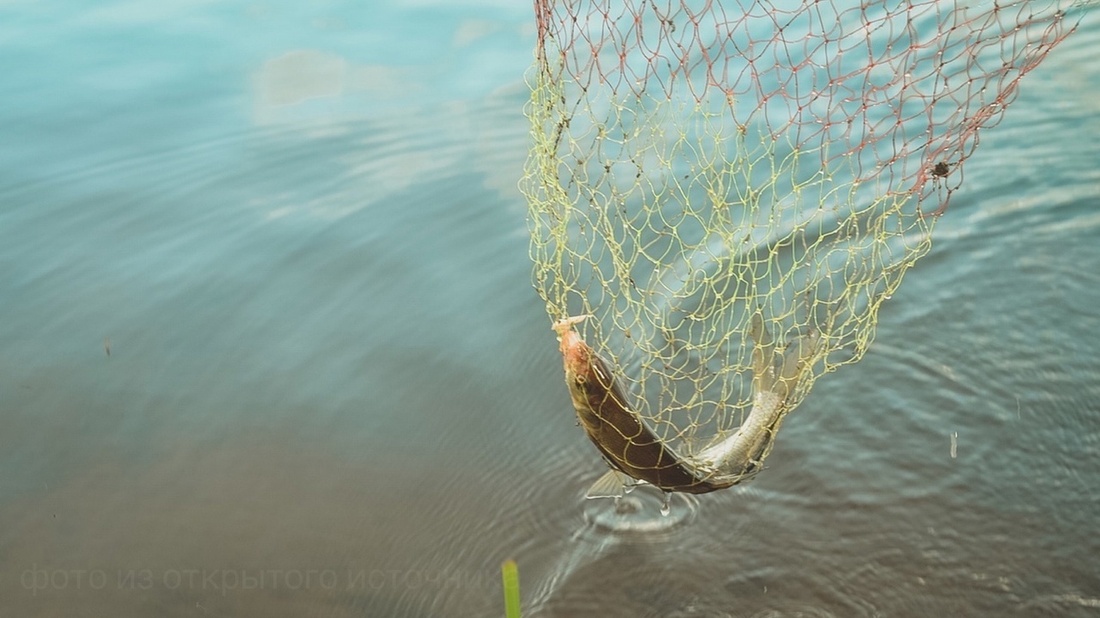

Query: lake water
[[2, 1, 1098, 616]]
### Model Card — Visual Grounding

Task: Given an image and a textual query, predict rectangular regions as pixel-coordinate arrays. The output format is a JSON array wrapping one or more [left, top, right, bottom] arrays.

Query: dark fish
[[553, 316, 731, 494], [553, 314, 820, 497]]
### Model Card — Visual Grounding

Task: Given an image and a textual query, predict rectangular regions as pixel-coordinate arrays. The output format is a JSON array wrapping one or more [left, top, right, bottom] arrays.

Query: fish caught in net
[[522, 0, 1086, 497]]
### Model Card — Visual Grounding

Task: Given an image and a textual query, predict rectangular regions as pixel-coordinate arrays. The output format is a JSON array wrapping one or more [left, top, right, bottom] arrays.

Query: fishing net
[[523, 1, 1084, 470]]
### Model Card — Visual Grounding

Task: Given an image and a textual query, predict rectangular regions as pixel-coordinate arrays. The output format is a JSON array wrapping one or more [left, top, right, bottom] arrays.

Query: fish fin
[[776, 328, 821, 399], [585, 469, 628, 499], [750, 311, 777, 393], [680, 433, 706, 458]]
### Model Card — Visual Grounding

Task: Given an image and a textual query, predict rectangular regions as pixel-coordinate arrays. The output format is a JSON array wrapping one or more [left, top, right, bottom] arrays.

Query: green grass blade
[[502, 559, 521, 618]]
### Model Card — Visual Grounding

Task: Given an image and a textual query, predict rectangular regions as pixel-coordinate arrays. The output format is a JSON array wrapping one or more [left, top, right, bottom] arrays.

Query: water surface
[[1, 1, 1098, 616]]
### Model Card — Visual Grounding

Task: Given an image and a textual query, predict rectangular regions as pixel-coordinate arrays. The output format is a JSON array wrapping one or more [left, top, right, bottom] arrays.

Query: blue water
[[2, 1, 1099, 616]]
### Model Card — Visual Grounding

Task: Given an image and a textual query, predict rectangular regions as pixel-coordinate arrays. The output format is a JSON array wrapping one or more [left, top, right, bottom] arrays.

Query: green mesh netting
[[523, 0, 1084, 482]]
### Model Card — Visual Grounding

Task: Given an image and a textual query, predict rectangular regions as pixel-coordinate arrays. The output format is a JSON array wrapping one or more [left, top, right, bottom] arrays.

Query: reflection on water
[[1, 1, 1099, 616]]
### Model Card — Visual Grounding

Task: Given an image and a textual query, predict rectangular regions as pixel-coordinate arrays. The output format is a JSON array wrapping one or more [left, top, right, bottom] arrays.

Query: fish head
[[552, 314, 592, 356]]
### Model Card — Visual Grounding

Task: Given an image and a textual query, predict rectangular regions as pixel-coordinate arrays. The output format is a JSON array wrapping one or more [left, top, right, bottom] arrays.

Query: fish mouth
[[552, 314, 592, 337]]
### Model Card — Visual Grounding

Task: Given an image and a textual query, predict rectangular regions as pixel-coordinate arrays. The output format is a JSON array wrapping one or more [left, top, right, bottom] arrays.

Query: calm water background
[[1, 1, 1098, 616]]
